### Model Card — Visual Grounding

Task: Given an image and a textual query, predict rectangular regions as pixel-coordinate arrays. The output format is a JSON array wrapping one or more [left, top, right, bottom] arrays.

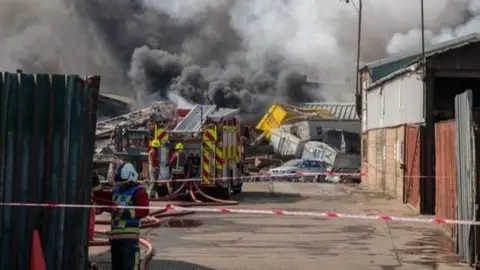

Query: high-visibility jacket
[[111, 186, 141, 234], [169, 150, 187, 175]]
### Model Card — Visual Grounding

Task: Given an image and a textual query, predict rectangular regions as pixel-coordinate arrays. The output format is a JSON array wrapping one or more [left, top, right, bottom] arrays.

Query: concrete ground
[[90, 182, 468, 270]]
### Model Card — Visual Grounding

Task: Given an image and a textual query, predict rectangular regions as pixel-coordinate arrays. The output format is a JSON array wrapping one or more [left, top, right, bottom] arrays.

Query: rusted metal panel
[[404, 125, 421, 210], [435, 120, 457, 240], [0, 72, 100, 270]]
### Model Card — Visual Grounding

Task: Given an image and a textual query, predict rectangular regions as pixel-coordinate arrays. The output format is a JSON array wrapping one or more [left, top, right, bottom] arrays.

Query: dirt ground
[[90, 182, 469, 270]]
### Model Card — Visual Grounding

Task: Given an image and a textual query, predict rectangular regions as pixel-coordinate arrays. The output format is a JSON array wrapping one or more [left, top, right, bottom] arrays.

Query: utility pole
[[420, 0, 426, 80], [342, 0, 363, 118]]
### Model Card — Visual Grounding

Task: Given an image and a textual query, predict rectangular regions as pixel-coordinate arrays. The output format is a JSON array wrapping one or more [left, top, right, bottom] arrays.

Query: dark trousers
[[110, 238, 140, 270]]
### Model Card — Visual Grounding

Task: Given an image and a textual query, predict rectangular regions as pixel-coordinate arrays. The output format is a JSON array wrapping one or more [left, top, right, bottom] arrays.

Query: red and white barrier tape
[[100, 171, 364, 184], [0, 202, 478, 225]]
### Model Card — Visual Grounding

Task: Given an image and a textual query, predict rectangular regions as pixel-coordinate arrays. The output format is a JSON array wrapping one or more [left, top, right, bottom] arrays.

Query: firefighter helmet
[[175, 142, 184, 151], [114, 163, 139, 183], [151, 139, 161, 148]]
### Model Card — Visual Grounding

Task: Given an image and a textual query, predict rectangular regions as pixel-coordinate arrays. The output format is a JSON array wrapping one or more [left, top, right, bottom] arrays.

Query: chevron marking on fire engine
[[202, 128, 216, 184], [215, 144, 223, 169]]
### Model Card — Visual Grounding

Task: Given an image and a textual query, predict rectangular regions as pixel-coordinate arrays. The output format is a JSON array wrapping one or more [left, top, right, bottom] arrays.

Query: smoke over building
[[0, 0, 478, 114]]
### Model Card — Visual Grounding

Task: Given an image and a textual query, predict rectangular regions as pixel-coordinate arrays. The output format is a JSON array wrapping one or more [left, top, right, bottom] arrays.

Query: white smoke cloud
[[387, 0, 480, 55], [141, 0, 227, 23]]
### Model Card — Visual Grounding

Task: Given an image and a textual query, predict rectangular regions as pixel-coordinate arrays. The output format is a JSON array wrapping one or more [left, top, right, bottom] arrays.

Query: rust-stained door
[[434, 120, 456, 239], [404, 125, 421, 209]]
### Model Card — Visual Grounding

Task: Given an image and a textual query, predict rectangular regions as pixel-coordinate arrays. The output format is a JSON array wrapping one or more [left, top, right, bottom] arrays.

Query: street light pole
[[343, 0, 363, 118], [420, 0, 425, 75]]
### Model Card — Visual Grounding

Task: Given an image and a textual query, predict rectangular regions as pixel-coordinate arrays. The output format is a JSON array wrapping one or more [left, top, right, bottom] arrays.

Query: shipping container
[[270, 129, 305, 157], [301, 141, 338, 166], [434, 120, 457, 240], [0, 72, 100, 270], [404, 125, 421, 210]]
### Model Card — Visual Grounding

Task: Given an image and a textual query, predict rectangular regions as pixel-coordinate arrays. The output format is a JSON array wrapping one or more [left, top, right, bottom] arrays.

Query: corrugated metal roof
[[299, 103, 359, 120], [365, 33, 480, 69], [174, 105, 216, 131], [0, 72, 99, 270]]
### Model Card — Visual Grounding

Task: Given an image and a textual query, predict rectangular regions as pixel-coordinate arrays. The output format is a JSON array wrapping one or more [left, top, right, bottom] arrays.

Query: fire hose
[[90, 178, 240, 268], [149, 181, 239, 206]]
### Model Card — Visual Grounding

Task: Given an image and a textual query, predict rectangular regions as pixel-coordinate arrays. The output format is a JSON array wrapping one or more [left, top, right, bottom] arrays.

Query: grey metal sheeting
[[300, 103, 359, 121], [0, 72, 100, 270], [454, 90, 477, 264], [174, 105, 216, 131]]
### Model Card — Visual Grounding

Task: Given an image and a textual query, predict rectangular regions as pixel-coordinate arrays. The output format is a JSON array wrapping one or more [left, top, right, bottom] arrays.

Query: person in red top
[[92, 159, 150, 270], [148, 139, 160, 181]]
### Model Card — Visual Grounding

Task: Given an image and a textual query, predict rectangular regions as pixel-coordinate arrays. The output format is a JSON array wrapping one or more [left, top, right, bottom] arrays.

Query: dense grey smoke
[[0, 0, 472, 114]]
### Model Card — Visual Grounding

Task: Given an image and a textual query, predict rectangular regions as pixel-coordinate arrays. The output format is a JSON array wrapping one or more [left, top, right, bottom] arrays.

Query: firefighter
[[148, 139, 161, 181], [169, 142, 188, 179], [92, 161, 150, 270]]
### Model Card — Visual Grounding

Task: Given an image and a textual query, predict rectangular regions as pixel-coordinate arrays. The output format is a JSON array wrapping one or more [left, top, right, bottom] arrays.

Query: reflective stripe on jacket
[[111, 185, 141, 234], [171, 150, 187, 174]]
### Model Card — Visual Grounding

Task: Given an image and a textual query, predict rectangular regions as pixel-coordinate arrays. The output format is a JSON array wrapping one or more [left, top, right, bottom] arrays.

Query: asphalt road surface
[[90, 182, 469, 270]]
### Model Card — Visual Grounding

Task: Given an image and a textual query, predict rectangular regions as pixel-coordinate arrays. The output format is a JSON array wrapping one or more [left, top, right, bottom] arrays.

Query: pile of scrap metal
[[94, 101, 177, 177], [248, 103, 361, 181], [242, 103, 336, 172]]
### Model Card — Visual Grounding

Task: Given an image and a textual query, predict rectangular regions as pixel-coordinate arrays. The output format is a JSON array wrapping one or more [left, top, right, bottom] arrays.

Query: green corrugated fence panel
[[0, 72, 100, 270]]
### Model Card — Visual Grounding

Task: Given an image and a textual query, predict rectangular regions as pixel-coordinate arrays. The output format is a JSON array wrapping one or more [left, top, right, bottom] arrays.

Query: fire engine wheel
[[154, 185, 170, 197], [232, 183, 242, 194], [214, 181, 232, 200]]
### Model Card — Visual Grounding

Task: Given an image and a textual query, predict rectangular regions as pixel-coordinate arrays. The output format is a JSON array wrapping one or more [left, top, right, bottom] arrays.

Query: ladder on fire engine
[[95, 102, 177, 138]]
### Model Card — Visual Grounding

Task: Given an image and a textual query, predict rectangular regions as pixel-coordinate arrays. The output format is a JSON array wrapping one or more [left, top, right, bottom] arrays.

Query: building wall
[[362, 125, 405, 199], [366, 72, 424, 130]]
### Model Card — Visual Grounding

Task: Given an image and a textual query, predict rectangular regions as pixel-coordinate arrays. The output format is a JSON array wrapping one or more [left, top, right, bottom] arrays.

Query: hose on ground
[[160, 182, 239, 208], [89, 230, 153, 270], [90, 197, 195, 268]]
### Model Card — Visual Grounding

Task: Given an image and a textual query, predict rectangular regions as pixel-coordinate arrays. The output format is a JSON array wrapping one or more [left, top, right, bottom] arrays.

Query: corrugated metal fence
[[404, 125, 421, 210], [435, 120, 457, 239], [0, 72, 100, 270], [454, 90, 477, 264]]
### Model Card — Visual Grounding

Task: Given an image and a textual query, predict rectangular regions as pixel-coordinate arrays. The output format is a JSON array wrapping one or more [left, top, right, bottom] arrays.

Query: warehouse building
[[359, 33, 480, 214]]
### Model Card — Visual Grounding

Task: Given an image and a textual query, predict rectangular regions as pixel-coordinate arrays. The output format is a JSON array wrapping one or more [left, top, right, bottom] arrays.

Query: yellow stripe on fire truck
[[215, 142, 223, 170], [202, 127, 216, 184]]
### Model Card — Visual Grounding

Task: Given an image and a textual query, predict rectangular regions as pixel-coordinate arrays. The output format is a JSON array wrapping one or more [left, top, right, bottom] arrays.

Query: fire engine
[[150, 104, 244, 199]]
